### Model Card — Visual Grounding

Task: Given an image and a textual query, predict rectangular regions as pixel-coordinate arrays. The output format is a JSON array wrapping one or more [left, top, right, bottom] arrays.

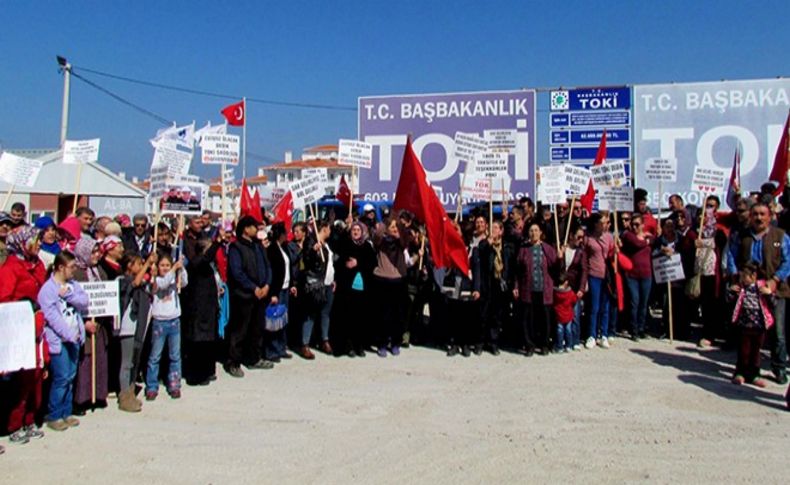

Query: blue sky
[[1, 0, 788, 179]]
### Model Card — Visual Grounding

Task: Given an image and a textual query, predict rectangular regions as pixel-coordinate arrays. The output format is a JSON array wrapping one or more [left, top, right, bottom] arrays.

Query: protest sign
[[454, 132, 488, 163], [652, 254, 686, 284], [260, 186, 287, 207], [290, 175, 323, 208], [644, 158, 678, 182], [161, 179, 205, 215], [201, 134, 240, 165], [538, 166, 567, 205], [0, 301, 36, 373], [63, 139, 100, 165], [338, 139, 373, 168], [149, 164, 169, 200], [151, 138, 192, 177], [691, 166, 728, 194], [0, 152, 43, 188], [471, 151, 509, 177], [82, 280, 121, 318], [563, 165, 591, 195], [459, 174, 492, 201], [598, 186, 634, 212], [483, 129, 516, 154], [591, 160, 627, 188]]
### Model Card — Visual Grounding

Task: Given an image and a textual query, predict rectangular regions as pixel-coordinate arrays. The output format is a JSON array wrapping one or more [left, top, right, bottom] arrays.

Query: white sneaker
[[584, 337, 596, 349], [573, 344, 582, 351], [600, 337, 610, 349]]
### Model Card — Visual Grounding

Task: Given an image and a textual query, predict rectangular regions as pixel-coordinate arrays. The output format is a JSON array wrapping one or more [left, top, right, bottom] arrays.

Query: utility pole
[[57, 56, 71, 147]]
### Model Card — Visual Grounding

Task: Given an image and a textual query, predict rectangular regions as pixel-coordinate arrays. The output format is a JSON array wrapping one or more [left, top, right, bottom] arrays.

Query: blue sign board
[[565, 87, 631, 111], [570, 129, 630, 143], [570, 146, 630, 161], [550, 113, 570, 127], [570, 111, 630, 127], [551, 131, 569, 144], [551, 147, 569, 161]]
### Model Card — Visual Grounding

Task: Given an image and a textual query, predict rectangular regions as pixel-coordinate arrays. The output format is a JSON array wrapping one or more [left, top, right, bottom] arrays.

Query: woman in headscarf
[[335, 220, 377, 357], [0, 227, 48, 445], [99, 235, 125, 280], [57, 216, 82, 252], [71, 236, 113, 413], [35, 216, 60, 269]]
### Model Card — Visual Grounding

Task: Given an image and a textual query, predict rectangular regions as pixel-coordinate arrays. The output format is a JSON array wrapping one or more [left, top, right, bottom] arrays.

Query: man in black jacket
[[225, 216, 272, 377]]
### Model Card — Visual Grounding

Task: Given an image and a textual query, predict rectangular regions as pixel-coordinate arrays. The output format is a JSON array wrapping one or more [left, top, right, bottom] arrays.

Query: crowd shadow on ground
[[630, 345, 788, 412]]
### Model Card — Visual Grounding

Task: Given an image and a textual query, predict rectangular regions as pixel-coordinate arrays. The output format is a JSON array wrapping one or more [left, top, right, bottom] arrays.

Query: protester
[[696, 196, 728, 348], [38, 251, 89, 431], [441, 221, 480, 357], [145, 253, 187, 400], [514, 222, 558, 355], [181, 217, 221, 386], [560, 225, 587, 350], [0, 227, 47, 445], [583, 213, 615, 348], [122, 214, 152, 258], [225, 216, 272, 376], [298, 221, 336, 358], [553, 273, 577, 353], [99, 235, 125, 280], [726, 202, 790, 384], [35, 216, 60, 268], [75, 207, 95, 236], [0, 211, 15, 242], [621, 213, 654, 340], [264, 222, 295, 362], [478, 220, 514, 355], [9, 202, 27, 227]]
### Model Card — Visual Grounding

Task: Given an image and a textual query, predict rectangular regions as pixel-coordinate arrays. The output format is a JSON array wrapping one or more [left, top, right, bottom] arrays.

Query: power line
[[70, 70, 173, 125], [73, 64, 358, 112]]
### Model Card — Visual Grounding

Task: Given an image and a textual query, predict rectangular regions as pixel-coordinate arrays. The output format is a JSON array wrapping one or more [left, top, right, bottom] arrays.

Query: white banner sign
[[460, 174, 492, 201], [151, 138, 192, 177], [82, 280, 121, 318], [161, 180, 205, 215], [63, 138, 100, 165], [454, 132, 488, 162], [563, 165, 591, 195], [644, 157, 678, 182], [0, 301, 36, 373], [483, 129, 517, 154], [652, 254, 686, 284], [471, 151, 509, 177], [260, 186, 287, 208], [290, 175, 323, 208], [598, 186, 634, 212], [591, 160, 627, 188], [691, 165, 729, 194], [538, 166, 567, 205], [338, 139, 373, 168], [201, 134, 240, 165], [149, 164, 169, 200], [0, 152, 43, 188]]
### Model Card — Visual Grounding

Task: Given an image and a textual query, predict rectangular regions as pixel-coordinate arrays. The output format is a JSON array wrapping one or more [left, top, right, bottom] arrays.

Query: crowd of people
[[2, 183, 790, 454]]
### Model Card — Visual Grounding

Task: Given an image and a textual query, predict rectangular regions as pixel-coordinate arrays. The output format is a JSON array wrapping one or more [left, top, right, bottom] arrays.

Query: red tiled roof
[[303, 144, 338, 153], [263, 158, 345, 170]]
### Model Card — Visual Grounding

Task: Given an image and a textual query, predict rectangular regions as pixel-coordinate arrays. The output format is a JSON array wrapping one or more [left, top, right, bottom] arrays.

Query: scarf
[[100, 235, 122, 255], [6, 226, 39, 261], [351, 221, 369, 246], [492, 238, 504, 280], [74, 236, 97, 270]]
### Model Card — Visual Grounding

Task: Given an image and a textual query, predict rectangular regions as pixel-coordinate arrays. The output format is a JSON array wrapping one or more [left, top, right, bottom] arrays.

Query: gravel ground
[[3, 338, 789, 484]]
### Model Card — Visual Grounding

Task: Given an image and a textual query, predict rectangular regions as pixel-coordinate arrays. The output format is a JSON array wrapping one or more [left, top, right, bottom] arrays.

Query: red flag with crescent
[[221, 100, 245, 126]]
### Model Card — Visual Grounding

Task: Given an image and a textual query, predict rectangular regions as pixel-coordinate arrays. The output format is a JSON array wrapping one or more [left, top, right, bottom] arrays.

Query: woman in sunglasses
[[621, 213, 654, 340]]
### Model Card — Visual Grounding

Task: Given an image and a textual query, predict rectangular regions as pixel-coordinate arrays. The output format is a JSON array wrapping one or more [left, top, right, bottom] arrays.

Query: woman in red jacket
[[0, 227, 48, 446], [621, 214, 655, 340]]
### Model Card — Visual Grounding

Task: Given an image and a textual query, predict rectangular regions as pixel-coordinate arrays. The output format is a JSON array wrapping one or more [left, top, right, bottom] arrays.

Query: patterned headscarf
[[6, 226, 39, 260], [74, 236, 98, 270], [350, 221, 369, 245], [100, 235, 123, 255]]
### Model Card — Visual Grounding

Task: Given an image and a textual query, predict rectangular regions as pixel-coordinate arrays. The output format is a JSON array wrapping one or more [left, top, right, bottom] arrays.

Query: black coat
[[478, 239, 514, 295], [181, 232, 220, 342], [266, 241, 296, 296], [335, 234, 377, 293]]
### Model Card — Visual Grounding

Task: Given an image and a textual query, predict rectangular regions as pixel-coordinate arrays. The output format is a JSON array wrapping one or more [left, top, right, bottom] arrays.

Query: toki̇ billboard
[[634, 78, 790, 206], [358, 90, 536, 209]]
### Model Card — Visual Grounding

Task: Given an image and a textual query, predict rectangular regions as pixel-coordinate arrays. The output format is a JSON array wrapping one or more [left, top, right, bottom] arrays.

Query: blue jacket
[[228, 237, 272, 300]]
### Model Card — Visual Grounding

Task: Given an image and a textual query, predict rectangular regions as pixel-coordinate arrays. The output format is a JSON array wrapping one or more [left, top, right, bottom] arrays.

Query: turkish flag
[[580, 129, 606, 214], [272, 191, 295, 240], [336, 174, 351, 207], [239, 179, 262, 223], [221, 100, 245, 126], [769, 111, 790, 196], [394, 137, 469, 275]]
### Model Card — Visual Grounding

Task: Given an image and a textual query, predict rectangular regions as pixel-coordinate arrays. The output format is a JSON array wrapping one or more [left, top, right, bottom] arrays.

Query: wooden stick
[[152, 211, 161, 256], [563, 195, 577, 247], [1, 184, 14, 211], [308, 204, 325, 262], [349, 166, 355, 214], [418, 233, 426, 271], [176, 214, 184, 292], [90, 329, 96, 405], [698, 198, 707, 235], [501, 178, 508, 221], [488, 179, 493, 231], [667, 281, 674, 345], [456, 172, 466, 223], [553, 207, 561, 253], [72, 162, 84, 214], [657, 181, 663, 237]]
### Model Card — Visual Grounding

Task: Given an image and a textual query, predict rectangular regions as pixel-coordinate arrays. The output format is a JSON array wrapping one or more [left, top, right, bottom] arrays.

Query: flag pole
[[456, 173, 466, 223], [242, 97, 247, 181], [2, 185, 15, 211], [71, 162, 84, 214], [488, 179, 493, 231], [553, 207, 561, 252], [349, 166, 355, 215], [563, 195, 577, 247]]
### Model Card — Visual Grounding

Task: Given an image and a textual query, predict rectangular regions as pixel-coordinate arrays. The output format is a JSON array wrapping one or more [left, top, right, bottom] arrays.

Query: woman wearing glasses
[[621, 214, 654, 340]]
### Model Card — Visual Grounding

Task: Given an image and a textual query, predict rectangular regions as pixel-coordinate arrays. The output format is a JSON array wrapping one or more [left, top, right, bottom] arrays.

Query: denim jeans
[[571, 299, 583, 346], [555, 323, 573, 351], [587, 276, 610, 340], [264, 290, 289, 359], [47, 342, 79, 421], [302, 286, 333, 346], [146, 318, 181, 393], [626, 277, 652, 336], [771, 298, 787, 376]]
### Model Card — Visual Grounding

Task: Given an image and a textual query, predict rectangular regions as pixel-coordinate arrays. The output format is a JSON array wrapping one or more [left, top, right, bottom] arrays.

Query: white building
[[261, 144, 355, 194]]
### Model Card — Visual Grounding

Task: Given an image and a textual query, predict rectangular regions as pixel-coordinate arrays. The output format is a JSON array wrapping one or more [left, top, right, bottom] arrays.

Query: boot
[[118, 387, 142, 413]]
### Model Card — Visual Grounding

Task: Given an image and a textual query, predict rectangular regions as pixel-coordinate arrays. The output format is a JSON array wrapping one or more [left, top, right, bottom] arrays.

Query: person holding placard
[[478, 220, 514, 355], [38, 251, 89, 431], [634, 190, 658, 237], [0, 227, 48, 444], [583, 214, 615, 349], [652, 218, 686, 340], [514, 222, 558, 356], [299, 220, 336, 358]]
